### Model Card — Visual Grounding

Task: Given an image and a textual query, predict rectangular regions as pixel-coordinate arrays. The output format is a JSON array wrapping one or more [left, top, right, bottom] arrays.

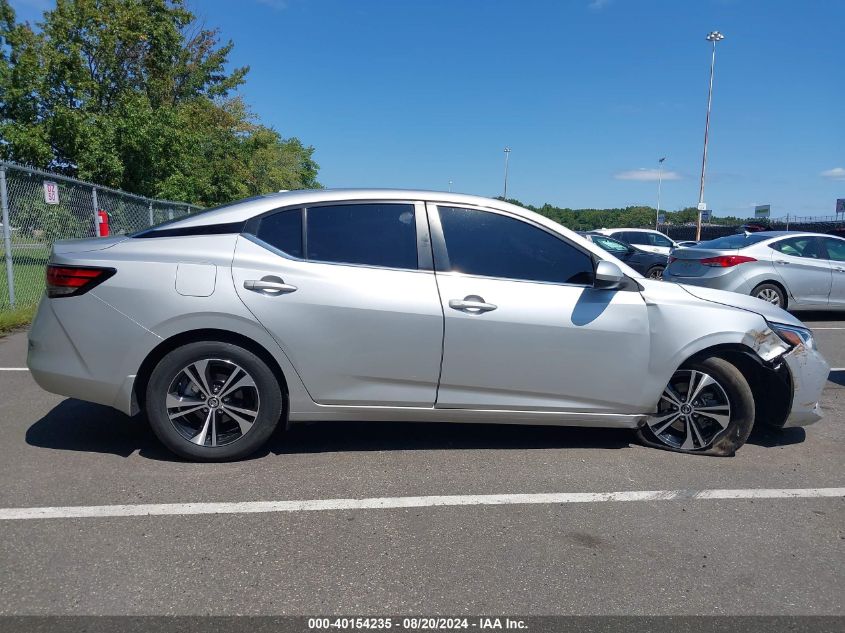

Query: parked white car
[[594, 228, 678, 256]]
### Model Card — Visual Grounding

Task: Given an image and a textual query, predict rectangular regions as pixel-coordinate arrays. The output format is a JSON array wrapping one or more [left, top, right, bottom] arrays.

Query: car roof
[[161, 189, 538, 228]]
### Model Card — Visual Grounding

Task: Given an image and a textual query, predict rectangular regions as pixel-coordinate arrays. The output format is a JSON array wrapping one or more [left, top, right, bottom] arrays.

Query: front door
[[232, 201, 443, 407], [429, 204, 652, 413]]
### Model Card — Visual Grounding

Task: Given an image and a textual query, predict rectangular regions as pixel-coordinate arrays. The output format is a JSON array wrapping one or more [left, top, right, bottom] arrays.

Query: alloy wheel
[[756, 288, 781, 305], [166, 358, 260, 447], [645, 369, 731, 451], [648, 267, 665, 280]]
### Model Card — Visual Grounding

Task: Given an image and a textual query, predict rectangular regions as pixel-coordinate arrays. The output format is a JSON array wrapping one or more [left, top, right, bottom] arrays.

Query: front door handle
[[244, 276, 298, 295], [448, 295, 497, 314], [774, 260, 790, 265]]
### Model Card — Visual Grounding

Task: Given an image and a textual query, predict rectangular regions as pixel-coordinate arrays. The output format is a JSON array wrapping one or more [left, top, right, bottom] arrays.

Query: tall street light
[[655, 156, 666, 230], [696, 30, 725, 240], [503, 147, 511, 200]]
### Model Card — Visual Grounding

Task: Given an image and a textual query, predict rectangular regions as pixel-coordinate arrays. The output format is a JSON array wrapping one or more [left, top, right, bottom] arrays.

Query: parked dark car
[[580, 232, 669, 279]]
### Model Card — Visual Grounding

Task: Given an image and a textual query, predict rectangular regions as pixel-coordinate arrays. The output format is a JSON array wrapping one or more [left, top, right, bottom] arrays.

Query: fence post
[[148, 201, 154, 226], [0, 166, 15, 307], [91, 187, 101, 238]]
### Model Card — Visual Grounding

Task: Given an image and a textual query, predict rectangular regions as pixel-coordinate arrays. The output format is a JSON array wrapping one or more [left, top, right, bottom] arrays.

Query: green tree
[[0, 0, 319, 206]]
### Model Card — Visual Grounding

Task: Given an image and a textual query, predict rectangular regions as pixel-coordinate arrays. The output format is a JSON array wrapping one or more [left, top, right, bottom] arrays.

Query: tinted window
[[592, 235, 630, 254], [438, 207, 594, 285], [649, 233, 673, 247], [622, 232, 648, 245], [699, 234, 772, 249], [822, 237, 845, 262], [256, 209, 303, 258], [306, 203, 417, 269], [771, 237, 822, 259]]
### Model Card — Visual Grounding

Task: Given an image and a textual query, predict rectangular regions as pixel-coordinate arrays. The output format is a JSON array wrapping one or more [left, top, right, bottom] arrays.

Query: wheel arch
[[750, 279, 790, 309], [679, 343, 792, 429], [134, 328, 290, 422]]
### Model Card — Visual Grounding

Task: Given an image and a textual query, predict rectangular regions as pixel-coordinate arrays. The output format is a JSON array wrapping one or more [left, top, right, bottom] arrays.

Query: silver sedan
[[28, 191, 829, 461], [663, 231, 845, 310]]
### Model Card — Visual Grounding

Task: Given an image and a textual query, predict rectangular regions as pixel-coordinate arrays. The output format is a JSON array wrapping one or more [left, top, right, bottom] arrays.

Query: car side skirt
[[289, 405, 644, 428]]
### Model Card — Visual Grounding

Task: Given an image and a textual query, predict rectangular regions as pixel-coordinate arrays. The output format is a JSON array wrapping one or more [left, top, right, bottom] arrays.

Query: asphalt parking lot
[[0, 313, 842, 616]]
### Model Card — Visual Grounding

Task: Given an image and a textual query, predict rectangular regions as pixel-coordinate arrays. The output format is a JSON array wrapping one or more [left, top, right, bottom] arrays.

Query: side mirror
[[594, 260, 625, 290]]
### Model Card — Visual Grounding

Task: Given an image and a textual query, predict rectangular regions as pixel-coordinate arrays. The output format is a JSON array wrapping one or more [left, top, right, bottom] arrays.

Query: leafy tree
[[0, 0, 319, 206]]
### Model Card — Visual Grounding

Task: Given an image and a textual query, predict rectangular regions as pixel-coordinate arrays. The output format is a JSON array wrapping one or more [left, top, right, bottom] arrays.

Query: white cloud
[[820, 167, 845, 181], [614, 168, 682, 182]]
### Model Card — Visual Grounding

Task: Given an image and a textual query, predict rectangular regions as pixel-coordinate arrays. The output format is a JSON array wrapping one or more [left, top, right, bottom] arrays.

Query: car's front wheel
[[145, 341, 283, 461], [646, 265, 665, 280], [636, 357, 755, 456]]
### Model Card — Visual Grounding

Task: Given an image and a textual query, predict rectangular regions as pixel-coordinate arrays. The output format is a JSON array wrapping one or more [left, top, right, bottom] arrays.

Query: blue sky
[[10, 0, 844, 218]]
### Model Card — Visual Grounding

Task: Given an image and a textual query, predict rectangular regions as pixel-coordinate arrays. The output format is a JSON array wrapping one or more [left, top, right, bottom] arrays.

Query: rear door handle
[[244, 277, 298, 295], [448, 295, 497, 314]]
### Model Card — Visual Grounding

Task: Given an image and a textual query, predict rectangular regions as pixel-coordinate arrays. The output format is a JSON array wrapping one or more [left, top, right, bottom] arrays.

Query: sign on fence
[[43, 181, 60, 205], [754, 204, 770, 218], [837, 199, 845, 215]]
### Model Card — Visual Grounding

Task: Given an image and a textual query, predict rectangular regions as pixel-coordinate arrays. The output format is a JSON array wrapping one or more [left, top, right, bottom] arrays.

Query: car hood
[[677, 283, 805, 328]]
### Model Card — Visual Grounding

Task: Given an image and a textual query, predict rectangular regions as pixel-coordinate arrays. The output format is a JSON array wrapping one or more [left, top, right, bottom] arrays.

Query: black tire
[[751, 282, 786, 309], [145, 341, 283, 462], [646, 265, 665, 280], [636, 357, 755, 457]]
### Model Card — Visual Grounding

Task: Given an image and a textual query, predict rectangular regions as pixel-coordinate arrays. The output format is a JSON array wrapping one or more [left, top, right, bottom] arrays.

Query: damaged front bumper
[[780, 342, 830, 427]]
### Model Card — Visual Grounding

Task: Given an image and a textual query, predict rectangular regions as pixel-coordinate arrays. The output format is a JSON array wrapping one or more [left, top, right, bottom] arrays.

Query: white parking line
[[0, 487, 842, 521], [0, 367, 28, 371]]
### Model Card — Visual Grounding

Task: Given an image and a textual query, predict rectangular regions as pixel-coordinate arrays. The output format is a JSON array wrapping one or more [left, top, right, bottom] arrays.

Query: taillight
[[668, 256, 677, 264], [699, 255, 757, 268], [46, 265, 115, 298]]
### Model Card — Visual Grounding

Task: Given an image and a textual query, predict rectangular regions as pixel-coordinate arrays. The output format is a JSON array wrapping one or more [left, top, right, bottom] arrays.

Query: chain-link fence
[[1, 161, 202, 313]]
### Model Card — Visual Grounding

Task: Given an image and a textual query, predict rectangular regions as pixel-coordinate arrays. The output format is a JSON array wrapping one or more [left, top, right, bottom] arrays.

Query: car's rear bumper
[[663, 268, 754, 294], [27, 294, 159, 415], [780, 343, 829, 427]]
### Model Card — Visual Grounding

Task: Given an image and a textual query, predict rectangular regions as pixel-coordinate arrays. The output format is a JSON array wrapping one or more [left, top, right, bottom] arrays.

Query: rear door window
[[771, 237, 823, 259], [622, 232, 648, 245], [306, 203, 418, 269]]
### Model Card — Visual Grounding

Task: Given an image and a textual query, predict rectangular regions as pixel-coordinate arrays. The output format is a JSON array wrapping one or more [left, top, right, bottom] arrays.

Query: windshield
[[696, 234, 772, 250]]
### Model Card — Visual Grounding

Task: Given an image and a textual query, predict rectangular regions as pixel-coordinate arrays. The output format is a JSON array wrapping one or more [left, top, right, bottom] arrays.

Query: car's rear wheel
[[646, 265, 665, 280], [636, 357, 755, 456], [145, 341, 283, 461], [751, 282, 786, 309]]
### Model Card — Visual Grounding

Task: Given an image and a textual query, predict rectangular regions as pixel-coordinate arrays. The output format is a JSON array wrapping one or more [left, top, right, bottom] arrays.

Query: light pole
[[696, 30, 725, 240], [655, 156, 666, 230], [503, 147, 511, 200], [448, 180, 453, 192]]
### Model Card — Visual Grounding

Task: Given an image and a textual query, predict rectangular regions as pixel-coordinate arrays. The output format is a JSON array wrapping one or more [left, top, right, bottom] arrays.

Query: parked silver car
[[663, 231, 845, 310], [28, 190, 829, 461]]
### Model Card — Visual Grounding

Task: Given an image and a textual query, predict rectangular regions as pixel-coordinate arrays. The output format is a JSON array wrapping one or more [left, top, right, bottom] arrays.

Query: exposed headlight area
[[769, 322, 816, 351]]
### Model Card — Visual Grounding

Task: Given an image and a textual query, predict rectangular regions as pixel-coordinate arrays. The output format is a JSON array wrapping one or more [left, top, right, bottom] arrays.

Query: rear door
[[429, 204, 652, 413], [820, 236, 845, 307], [769, 236, 832, 306], [232, 201, 444, 406]]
